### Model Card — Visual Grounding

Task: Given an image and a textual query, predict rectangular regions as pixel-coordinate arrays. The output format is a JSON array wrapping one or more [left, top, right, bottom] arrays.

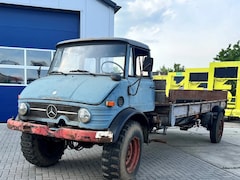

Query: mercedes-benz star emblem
[[46, 104, 58, 119]]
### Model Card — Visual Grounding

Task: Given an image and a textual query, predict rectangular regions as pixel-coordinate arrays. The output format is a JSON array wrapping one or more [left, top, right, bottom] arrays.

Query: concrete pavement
[[0, 120, 240, 180]]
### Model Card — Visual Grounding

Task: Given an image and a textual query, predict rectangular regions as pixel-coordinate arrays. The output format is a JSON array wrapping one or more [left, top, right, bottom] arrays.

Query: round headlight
[[78, 108, 91, 123], [18, 103, 29, 116]]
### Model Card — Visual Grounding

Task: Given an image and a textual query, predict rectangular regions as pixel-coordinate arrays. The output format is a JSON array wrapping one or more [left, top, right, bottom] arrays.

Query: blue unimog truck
[[7, 38, 227, 179]]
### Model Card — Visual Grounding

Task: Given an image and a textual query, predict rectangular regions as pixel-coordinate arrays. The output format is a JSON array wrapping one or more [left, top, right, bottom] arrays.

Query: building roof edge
[[98, 0, 121, 13]]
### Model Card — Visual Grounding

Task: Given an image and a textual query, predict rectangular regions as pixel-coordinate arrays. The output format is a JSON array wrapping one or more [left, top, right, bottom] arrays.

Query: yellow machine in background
[[184, 68, 209, 90], [153, 68, 209, 96], [208, 61, 240, 119], [153, 72, 185, 97], [154, 61, 240, 120]]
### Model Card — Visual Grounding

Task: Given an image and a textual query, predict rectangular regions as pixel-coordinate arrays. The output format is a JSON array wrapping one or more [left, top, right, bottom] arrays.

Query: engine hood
[[20, 75, 120, 104]]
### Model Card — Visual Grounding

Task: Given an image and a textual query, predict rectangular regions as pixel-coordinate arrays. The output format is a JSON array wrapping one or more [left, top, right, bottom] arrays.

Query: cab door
[[127, 47, 155, 112]]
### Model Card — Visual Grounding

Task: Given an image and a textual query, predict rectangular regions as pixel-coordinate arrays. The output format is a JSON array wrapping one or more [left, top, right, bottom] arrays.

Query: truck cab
[[8, 38, 155, 179], [16, 38, 154, 133]]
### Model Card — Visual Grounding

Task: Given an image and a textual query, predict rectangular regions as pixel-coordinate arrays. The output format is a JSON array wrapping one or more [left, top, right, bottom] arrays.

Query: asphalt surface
[[0, 120, 240, 180]]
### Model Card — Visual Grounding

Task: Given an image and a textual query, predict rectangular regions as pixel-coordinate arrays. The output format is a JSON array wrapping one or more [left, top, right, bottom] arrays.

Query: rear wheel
[[102, 121, 143, 180], [210, 111, 224, 143], [21, 133, 66, 167]]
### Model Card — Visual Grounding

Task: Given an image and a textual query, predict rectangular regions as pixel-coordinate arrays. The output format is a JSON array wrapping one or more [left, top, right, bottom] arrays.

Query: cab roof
[[56, 37, 150, 50]]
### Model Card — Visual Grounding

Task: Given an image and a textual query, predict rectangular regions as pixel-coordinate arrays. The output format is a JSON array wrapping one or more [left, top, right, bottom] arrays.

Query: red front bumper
[[7, 119, 113, 143]]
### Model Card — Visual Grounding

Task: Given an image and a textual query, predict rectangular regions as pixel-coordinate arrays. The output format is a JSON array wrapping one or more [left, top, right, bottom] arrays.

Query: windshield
[[49, 44, 126, 76]]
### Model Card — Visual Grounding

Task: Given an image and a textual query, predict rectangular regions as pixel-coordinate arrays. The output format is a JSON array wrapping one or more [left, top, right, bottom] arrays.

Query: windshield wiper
[[49, 71, 67, 75], [69, 69, 96, 76], [69, 69, 89, 73]]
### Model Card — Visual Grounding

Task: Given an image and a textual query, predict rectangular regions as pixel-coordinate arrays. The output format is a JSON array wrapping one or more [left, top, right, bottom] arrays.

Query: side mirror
[[143, 57, 153, 72], [111, 73, 121, 81]]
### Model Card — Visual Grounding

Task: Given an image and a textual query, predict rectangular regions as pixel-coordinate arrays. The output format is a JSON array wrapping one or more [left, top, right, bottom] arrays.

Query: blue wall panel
[[0, 86, 25, 122], [0, 4, 80, 49]]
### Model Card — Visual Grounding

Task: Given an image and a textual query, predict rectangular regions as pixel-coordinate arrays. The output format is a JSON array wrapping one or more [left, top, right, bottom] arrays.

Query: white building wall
[[0, 0, 115, 38], [84, 0, 115, 38]]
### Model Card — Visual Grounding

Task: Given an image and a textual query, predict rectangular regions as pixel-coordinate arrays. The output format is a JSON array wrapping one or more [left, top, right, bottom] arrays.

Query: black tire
[[210, 111, 224, 143], [21, 133, 66, 167], [102, 121, 143, 180]]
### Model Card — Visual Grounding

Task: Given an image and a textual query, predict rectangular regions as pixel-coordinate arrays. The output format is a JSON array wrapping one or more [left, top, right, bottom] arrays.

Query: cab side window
[[128, 48, 134, 76], [134, 48, 150, 77]]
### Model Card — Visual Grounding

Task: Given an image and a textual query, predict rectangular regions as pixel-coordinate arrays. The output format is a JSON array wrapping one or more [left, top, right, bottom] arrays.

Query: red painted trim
[[7, 119, 112, 143]]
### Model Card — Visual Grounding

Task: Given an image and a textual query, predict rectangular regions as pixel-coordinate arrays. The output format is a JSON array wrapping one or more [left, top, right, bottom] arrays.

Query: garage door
[[0, 3, 80, 49], [0, 4, 80, 122]]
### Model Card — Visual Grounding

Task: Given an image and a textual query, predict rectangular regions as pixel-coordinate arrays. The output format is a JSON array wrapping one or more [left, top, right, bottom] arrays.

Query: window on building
[[26, 50, 51, 67], [0, 46, 54, 86], [0, 48, 24, 65], [0, 68, 24, 84]]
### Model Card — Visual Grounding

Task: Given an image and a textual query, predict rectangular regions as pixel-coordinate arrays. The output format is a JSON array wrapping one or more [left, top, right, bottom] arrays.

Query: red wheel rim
[[125, 137, 140, 173], [218, 119, 224, 138]]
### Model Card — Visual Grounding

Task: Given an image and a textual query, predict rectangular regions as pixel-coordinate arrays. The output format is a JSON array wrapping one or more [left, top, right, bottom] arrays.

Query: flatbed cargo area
[[154, 81, 227, 129]]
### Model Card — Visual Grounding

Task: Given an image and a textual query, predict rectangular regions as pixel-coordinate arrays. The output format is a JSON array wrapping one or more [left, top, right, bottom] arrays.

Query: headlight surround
[[78, 108, 91, 123], [18, 103, 29, 116]]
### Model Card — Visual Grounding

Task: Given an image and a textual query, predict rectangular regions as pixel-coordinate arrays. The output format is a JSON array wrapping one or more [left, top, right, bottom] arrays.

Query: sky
[[113, 0, 240, 71]]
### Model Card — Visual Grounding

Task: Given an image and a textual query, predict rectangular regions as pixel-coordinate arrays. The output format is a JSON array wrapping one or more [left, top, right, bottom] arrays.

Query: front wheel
[[21, 133, 66, 167], [102, 121, 143, 180], [210, 111, 224, 143]]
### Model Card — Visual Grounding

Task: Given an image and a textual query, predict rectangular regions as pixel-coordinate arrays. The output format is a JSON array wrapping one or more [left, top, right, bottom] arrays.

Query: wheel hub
[[125, 137, 140, 173]]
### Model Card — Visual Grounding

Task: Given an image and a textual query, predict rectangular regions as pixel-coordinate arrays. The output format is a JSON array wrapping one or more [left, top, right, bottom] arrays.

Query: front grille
[[28, 102, 79, 121]]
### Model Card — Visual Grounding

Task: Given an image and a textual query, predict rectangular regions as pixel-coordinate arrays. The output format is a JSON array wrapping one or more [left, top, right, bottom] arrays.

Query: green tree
[[214, 41, 240, 61], [158, 65, 173, 75], [173, 63, 185, 72], [157, 63, 185, 75]]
